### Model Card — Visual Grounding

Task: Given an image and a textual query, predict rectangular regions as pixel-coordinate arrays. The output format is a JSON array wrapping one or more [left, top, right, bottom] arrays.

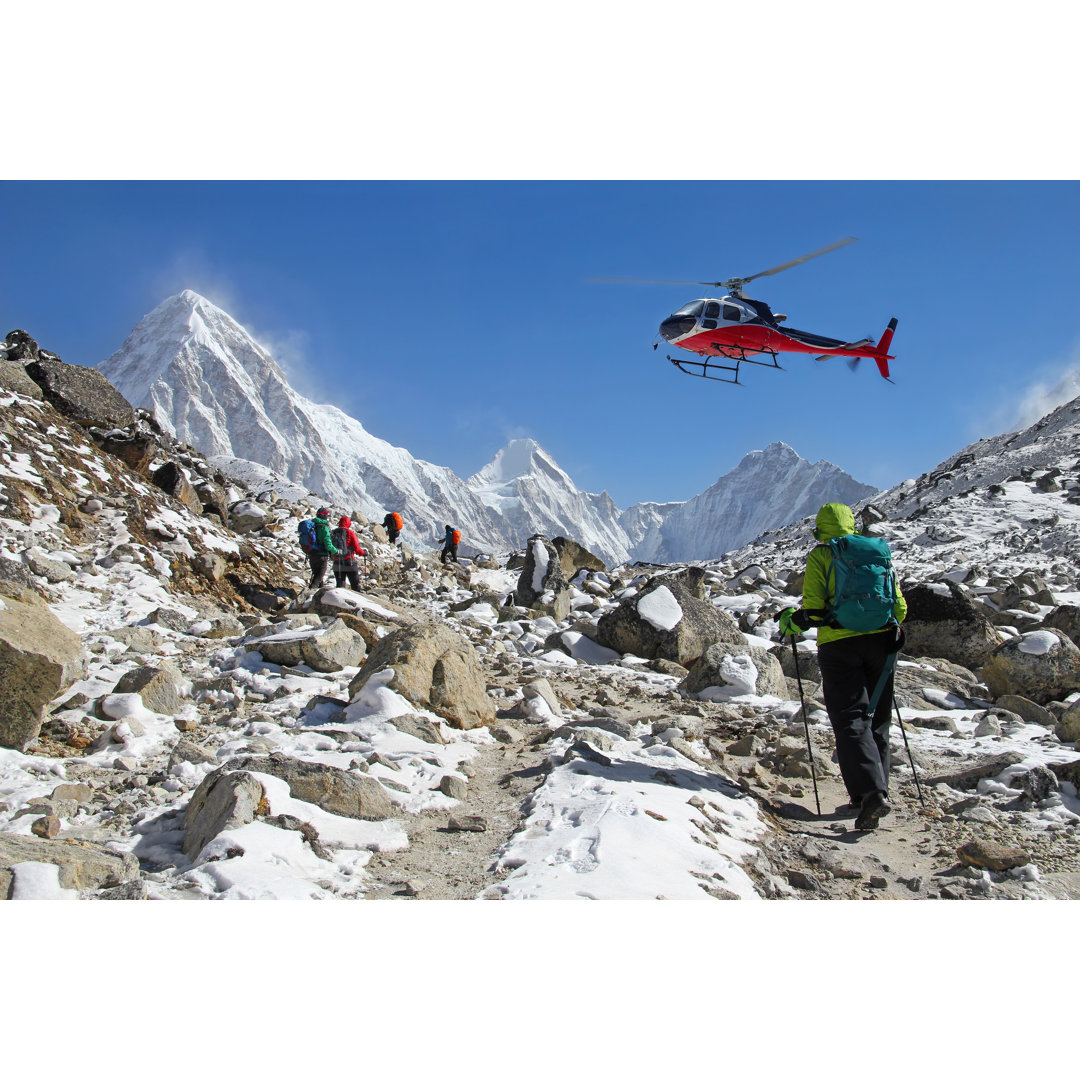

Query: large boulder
[[112, 660, 186, 715], [4, 329, 40, 362], [981, 629, 1080, 705], [24, 359, 136, 428], [900, 580, 1004, 669], [1043, 605, 1080, 649], [515, 535, 570, 620], [0, 834, 140, 896], [94, 431, 155, 474], [0, 360, 44, 400], [593, 576, 743, 666], [0, 597, 88, 750], [224, 755, 395, 820], [681, 642, 787, 700], [182, 768, 266, 861], [151, 461, 203, 514], [248, 619, 367, 673], [552, 536, 606, 580], [348, 620, 495, 730]]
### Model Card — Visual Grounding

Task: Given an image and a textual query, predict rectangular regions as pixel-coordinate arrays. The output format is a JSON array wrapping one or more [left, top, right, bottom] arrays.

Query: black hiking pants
[[307, 550, 329, 588], [817, 630, 896, 806], [333, 560, 361, 590]]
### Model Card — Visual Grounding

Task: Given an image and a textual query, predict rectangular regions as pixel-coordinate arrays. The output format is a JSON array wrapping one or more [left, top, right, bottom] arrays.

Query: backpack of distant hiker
[[298, 519, 318, 552], [824, 534, 898, 632], [391, 512, 403, 531], [451, 529, 461, 545], [330, 526, 349, 557]]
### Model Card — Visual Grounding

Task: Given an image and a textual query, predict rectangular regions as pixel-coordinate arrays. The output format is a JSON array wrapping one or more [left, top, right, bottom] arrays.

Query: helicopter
[[591, 237, 898, 385]]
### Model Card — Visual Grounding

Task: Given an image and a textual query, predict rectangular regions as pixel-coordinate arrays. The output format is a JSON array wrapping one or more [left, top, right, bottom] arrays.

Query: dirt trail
[[361, 728, 552, 899]]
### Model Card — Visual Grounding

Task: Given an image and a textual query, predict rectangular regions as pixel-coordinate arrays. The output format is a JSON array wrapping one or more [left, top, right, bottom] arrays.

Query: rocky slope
[[1, 352, 1079, 901]]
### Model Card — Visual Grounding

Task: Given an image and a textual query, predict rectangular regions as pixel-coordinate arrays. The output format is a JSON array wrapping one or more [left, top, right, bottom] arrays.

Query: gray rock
[[225, 755, 395, 821], [112, 625, 164, 654], [447, 814, 487, 832], [926, 751, 1025, 789], [551, 536, 606, 579], [168, 738, 219, 769], [982, 628, 1080, 705], [112, 661, 186, 716], [439, 774, 468, 800], [902, 580, 1004, 669], [151, 462, 202, 514], [0, 833, 140, 895], [522, 677, 563, 717], [993, 693, 1056, 726], [250, 619, 366, 673], [0, 359, 44, 399], [1043, 604, 1080, 648], [1008, 765, 1059, 802], [348, 620, 495, 730], [24, 359, 136, 428], [387, 714, 446, 745], [681, 641, 787, 699], [515, 535, 570, 620], [23, 548, 76, 583], [957, 838, 1030, 871], [593, 576, 744, 667], [182, 769, 265, 860], [0, 596, 88, 750]]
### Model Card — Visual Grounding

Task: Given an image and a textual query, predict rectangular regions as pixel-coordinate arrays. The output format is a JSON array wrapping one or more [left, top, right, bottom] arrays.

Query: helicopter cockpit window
[[671, 301, 706, 319], [722, 303, 742, 322]]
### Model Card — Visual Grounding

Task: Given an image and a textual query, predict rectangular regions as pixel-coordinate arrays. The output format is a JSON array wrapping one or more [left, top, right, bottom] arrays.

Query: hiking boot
[[854, 790, 891, 830], [834, 800, 860, 818]]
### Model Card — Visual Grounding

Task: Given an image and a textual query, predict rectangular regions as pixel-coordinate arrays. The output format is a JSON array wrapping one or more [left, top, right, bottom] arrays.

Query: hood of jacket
[[338, 516, 352, 528], [812, 502, 855, 543]]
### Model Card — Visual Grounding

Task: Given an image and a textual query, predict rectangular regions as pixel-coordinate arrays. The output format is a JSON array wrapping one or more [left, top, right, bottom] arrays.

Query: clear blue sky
[[3, 180, 1078, 507], [3, 7, 1076, 509]]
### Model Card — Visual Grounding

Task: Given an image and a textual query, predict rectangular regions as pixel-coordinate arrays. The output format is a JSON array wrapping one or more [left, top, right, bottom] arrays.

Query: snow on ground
[[484, 732, 765, 900]]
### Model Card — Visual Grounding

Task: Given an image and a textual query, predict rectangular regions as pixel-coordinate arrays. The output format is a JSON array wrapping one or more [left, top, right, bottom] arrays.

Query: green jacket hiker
[[780, 502, 906, 832]]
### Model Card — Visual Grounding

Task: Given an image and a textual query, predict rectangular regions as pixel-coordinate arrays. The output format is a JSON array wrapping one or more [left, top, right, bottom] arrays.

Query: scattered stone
[[957, 838, 1031, 871], [439, 774, 469, 800], [31, 814, 62, 838], [447, 815, 487, 832]]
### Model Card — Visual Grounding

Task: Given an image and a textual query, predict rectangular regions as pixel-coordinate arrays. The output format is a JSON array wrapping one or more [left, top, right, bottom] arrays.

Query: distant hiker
[[441, 524, 460, 564], [331, 515, 367, 590], [779, 502, 907, 831], [383, 511, 403, 544], [299, 507, 341, 588]]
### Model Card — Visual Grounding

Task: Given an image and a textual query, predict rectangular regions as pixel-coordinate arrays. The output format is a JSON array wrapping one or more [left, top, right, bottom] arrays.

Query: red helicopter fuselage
[[660, 295, 897, 379]]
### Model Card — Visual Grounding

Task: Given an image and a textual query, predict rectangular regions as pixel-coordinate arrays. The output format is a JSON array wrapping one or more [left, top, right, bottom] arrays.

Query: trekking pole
[[789, 634, 821, 816], [869, 645, 926, 809], [891, 667, 926, 808]]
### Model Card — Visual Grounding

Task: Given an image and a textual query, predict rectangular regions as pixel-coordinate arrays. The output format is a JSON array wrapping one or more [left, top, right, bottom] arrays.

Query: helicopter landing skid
[[667, 347, 783, 385]]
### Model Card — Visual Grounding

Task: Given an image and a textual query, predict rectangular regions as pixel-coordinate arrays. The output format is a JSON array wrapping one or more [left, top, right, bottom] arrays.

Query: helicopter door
[[701, 301, 721, 330]]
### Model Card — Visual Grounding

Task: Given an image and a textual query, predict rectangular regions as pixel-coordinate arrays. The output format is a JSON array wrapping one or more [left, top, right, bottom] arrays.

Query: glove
[[779, 607, 813, 636]]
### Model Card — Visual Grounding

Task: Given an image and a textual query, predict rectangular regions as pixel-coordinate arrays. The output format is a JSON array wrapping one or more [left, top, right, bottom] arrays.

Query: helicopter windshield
[[670, 300, 706, 318]]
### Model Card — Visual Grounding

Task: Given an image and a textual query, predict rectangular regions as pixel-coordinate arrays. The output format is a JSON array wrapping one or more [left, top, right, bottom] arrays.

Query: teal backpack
[[824, 534, 898, 632]]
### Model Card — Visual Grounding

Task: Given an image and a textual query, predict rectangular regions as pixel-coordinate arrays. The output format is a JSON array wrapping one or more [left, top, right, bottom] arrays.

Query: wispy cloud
[[981, 338, 1080, 436]]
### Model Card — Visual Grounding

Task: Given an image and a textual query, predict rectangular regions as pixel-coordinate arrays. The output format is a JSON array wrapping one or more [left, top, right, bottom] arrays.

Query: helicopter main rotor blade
[[738, 237, 858, 285], [585, 276, 725, 286]]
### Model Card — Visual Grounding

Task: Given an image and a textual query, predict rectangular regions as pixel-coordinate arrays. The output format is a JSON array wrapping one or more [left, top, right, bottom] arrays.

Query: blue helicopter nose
[[659, 314, 696, 342]]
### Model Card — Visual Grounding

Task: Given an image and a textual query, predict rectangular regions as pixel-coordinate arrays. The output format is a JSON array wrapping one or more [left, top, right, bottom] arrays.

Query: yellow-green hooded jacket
[[802, 503, 907, 646]]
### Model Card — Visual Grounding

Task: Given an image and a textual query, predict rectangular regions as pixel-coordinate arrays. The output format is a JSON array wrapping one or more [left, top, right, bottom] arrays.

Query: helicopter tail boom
[[872, 317, 899, 379]]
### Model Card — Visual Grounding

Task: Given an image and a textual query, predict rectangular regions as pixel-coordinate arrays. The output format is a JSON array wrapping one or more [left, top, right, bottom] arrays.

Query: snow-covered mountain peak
[[470, 438, 566, 488]]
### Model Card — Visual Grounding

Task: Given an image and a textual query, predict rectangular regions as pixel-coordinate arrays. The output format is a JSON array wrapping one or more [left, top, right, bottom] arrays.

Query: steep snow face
[[98, 292, 507, 550], [467, 438, 632, 566], [626, 442, 878, 563]]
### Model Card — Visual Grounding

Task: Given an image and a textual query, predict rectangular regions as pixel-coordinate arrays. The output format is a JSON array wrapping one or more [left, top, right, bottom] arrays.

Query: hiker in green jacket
[[780, 503, 907, 830], [308, 507, 341, 588]]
